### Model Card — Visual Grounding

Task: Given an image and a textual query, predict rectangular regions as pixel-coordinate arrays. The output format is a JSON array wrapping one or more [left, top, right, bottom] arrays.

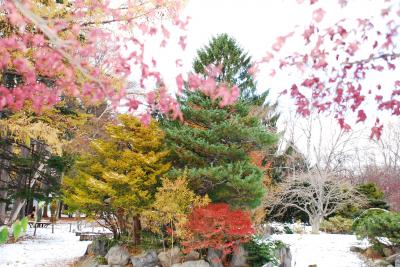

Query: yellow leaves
[[30, 0, 71, 25], [108, 114, 166, 151], [0, 100, 90, 156], [63, 113, 170, 218], [0, 115, 62, 154], [141, 174, 210, 238]]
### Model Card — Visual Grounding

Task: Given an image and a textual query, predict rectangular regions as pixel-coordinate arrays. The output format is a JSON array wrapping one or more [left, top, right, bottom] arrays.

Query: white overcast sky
[[135, 0, 399, 164], [156, 0, 382, 99]]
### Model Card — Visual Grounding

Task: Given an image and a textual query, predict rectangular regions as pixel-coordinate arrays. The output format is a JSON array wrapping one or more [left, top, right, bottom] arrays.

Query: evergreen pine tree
[[162, 34, 277, 209], [193, 33, 256, 100]]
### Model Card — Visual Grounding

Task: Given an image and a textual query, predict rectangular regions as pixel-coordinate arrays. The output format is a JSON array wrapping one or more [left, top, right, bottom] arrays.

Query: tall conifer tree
[[163, 34, 277, 209], [193, 33, 256, 101]]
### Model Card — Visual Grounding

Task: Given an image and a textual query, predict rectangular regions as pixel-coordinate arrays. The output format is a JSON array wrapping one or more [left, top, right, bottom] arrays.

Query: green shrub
[[95, 255, 107, 265], [20, 217, 28, 232], [0, 227, 8, 244], [101, 230, 164, 252], [0, 217, 29, 244], [12, 222, 22, 240], [353, 209, 400, 249], [337, 183, 389, 219], [352, 208, 388, 230], [357, 183, 390, 210], [320, 216, 353, 234], [138, 230, 164, 250], [244, 236, 285, 267], [283, 225, 293, 234]]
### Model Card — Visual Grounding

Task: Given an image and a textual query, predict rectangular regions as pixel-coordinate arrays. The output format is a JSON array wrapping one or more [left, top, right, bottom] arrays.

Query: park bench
[[28, 221, 51, 228]]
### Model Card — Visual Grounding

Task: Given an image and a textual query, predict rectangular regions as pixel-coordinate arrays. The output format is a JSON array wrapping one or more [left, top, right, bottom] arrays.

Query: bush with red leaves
[[182, 203, 254, 259]]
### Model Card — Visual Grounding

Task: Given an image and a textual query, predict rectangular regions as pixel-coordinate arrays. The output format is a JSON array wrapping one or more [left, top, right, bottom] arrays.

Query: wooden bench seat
[[28, 221, 51, 228]]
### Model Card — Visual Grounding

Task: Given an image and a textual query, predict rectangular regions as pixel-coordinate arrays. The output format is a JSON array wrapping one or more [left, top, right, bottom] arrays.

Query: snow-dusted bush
[[353, 209, 400, 251], [269, 221, 312, 235], [244, 236, 285, 267], [320, 216, 353, 234]]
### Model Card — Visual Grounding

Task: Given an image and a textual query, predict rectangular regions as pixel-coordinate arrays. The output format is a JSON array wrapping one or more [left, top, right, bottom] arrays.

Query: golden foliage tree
[[63, 114, 170, 243], [142, 174, 209, 243], [0, 99, 89, 225]]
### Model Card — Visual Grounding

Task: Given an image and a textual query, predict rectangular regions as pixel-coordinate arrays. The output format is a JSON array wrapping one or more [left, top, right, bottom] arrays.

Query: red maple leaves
[[182, 203, 254, 257]]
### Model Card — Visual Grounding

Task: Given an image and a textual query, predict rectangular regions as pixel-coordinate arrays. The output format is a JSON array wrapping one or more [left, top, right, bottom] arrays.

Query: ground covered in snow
[[0, 222, 102, 267], [0, 222, 370, 267], [272, 233, 369, 267]]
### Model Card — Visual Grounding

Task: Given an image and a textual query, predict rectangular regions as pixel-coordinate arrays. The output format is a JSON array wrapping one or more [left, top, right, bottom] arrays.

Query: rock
[[365, 248, 382, 259], [230, 245, 248, 267], [171, 260, 210, 267], [86, 238, 109, 256], [384, 248, 396, 257], [183, 251, 200, 262], [97, 265, 111, 267], [274, 246, 292, 267], [131, 250, 159, 267], [77, 256, 99, 267], [158, 247, 183, 267], [387, 253, 400, 264], [262, 225, 275, 236], [80, 233, 113, 241], [371, 259, 391, 267], [105, 245, 130, 266], [395, 255, 400, 267], [350, 246, 365, 253], [262, 263, 274, 267], [206, 248, 223, 267]]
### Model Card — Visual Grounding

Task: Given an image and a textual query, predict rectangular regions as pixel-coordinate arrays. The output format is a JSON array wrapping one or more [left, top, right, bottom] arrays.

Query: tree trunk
[[111, 227, 119, 240], [8, 198, 26, 225], [8, 146, 34, 225], [42, 203, 48, 218], [0, 200, 6, 225], [57, 200, 63, 219], [116, 209, 127, 236], [19, 201, 26, 218], [26, 200, 34, 217], [0, 144, 11, 225], [0, 168, 8, 225], [311, 216, 322, 234], [132, 216, 141, 245]]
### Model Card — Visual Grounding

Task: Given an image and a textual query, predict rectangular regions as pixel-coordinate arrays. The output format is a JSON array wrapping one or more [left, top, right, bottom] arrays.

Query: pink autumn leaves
[[185, 65, 240, 107], [1, 1, 239, 124], [261, 0, 400, 139], [0, 36, 60, 112], [1, 1, 128, 113], [134, 65, 240, 124]]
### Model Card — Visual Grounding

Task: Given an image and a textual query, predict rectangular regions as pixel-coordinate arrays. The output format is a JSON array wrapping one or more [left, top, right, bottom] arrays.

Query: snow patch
[[0, 223, 93, 267], [271, 233, 369, 267]]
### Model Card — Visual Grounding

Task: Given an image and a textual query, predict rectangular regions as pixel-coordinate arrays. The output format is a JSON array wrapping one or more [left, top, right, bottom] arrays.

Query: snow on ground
[[0, 222, 106, 267], [272, 233, 369, 267], [0, 220, 370, 267]]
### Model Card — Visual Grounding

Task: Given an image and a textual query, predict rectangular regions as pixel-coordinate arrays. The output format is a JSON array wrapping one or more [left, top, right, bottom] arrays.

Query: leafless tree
[[279, 109, 365, 176], [373, 122, 400, 172], [268, 170, 366, 234], [348, 122, 400, 211]]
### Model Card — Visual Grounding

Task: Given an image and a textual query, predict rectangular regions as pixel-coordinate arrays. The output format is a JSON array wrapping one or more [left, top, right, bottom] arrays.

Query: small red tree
[[182, 203, 254, 264]]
